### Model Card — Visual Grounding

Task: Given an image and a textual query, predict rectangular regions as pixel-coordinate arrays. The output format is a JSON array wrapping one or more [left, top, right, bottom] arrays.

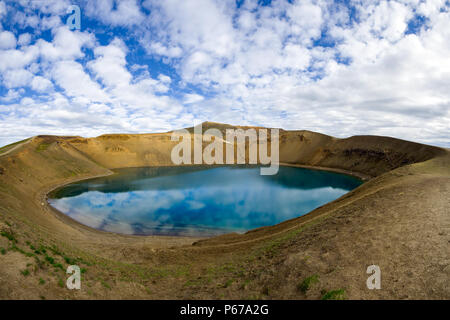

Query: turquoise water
[[49, 166, 362, 237]]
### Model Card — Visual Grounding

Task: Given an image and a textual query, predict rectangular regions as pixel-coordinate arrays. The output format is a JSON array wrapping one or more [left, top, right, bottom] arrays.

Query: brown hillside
[[0, 123, 448, 299]]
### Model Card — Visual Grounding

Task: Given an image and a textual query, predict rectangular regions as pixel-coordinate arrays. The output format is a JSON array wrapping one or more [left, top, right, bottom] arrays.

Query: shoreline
[[42, 163, 370, 240], [279, 162, 373, 181], [41, 170, 203, 244]]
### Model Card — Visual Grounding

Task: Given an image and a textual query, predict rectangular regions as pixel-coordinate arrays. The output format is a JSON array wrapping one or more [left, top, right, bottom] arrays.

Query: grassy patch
[[254, 216, 327, 258], [321, 289, 346, 300], [1, 231, 17, 243], [44, 255, 64, 270], [100, 280, 111, 289], [54, 263, 64, 270], [39, 278, 45, 285], [10, 244, 24, 254], [64, 256, 75, 264], [297, 274, 319, 293], [20, 269, 30, 276], [184, 278, 203, 287], [48, 245, 61, 256], [0, 247, 6, 255], [222, 279, 234, 288], [45, 255, 55, 264]]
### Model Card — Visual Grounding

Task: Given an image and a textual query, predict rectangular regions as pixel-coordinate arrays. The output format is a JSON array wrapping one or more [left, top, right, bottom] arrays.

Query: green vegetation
[[39, 278, 45, 285], [64, 256, 77, 265], [54, 263, 64, 270], [100, 279, 111, 289], [10, 244, 24, 254], [0, 247, 6, 255], [222, 279, 234, 288], [255, 216, 327, 257], [321, 289, 346, 300], [297, 274, 319, 293], [45, 255, 55, 264], [184, 278, 204, 287], [20, 269, 30, 276], [1, 231, 17, 243], [44, 254, 65, 271], [48, 245, 61, 256], [8, 242, 37, 258]]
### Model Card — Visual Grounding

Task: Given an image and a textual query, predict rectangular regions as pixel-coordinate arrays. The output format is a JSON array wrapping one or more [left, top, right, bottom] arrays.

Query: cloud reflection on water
[[49, 166, 362, 236]]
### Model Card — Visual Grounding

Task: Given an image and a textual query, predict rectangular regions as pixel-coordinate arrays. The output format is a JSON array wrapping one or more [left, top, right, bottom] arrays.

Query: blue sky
[[0, 0, 449, 147]]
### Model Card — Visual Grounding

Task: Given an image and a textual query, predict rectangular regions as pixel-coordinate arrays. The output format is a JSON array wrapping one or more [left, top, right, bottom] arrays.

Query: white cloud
[[146, 42, 183, 58], [0, 31, 16, 49], [88, 38, 131, 88], [38, 27, 94, 61], [9, 0, 70, 30], [84, 0, 145, 26], [25, 0, 72, 15], [183, 93, 204, 104], [148, 0, 236, 54], [17, 33, 31, 46], [158, 74, 171, 84], [0, 1, 6, 19], [0, 0, 449, 148], [51, 60, 109, 102], [2, 68, 33, 88], [40, 15, 63, 30], [30, 76, 53, 92], [287, 0, 324, 43], [0, 45, 39, 72], [136, 0, 450, 146], [0, 89, 21, 102]]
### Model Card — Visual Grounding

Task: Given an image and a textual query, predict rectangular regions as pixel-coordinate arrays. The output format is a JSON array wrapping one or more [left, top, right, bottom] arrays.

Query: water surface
[[49, 166, 362, 236]]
